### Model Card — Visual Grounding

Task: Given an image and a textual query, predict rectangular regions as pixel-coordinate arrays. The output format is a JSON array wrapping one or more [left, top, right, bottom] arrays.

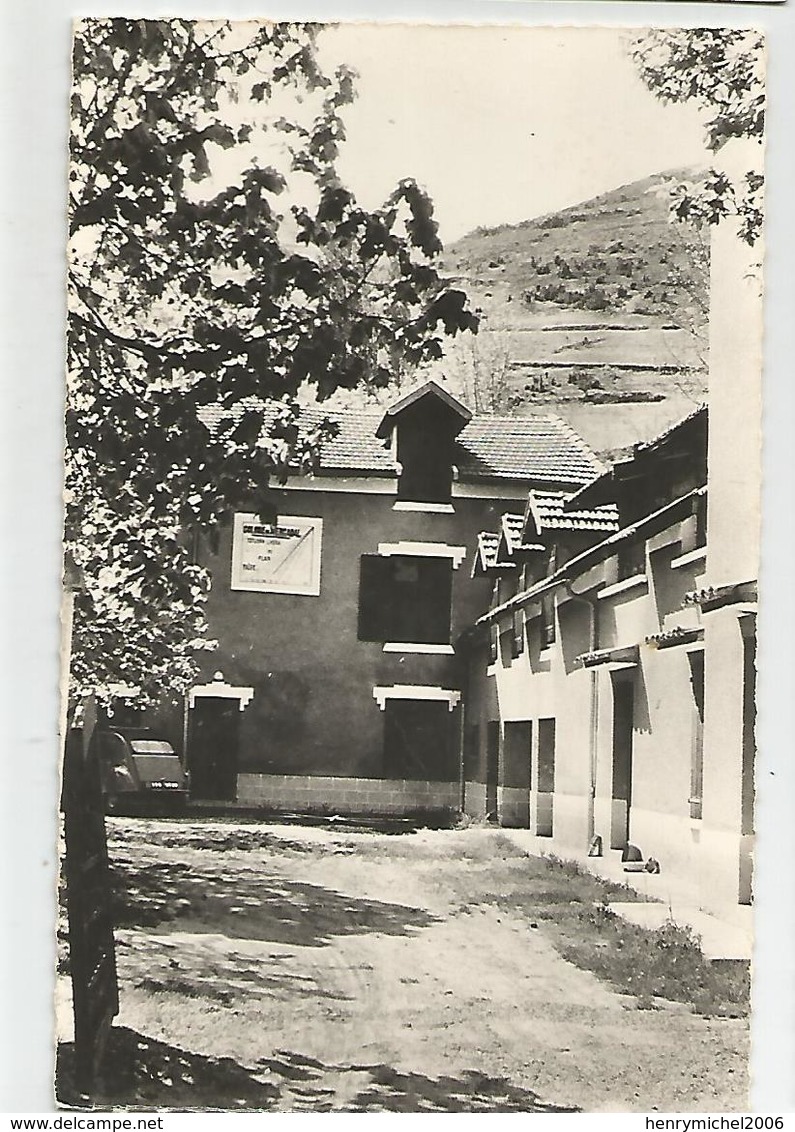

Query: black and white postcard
[[39, 17, 784, 1114]]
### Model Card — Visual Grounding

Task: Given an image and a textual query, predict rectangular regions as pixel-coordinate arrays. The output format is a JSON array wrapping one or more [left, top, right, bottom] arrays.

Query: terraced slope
[[440, 170, 709, 456]]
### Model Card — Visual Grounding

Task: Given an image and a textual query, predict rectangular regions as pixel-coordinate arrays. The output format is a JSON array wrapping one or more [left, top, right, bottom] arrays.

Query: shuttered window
[[357, 555, 390, 641], [358, 554, 453, 644]]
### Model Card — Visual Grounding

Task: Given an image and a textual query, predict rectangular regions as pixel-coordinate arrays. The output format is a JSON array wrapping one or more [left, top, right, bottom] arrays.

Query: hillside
[[439, 171, 709, 456], [445, 170, 708, 323]]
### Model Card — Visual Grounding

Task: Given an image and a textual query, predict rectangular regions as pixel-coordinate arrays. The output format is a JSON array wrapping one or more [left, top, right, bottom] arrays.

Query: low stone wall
[[463, 780, 487, 818], [497, 785, 530, 828], [237, 773, 459, 816]]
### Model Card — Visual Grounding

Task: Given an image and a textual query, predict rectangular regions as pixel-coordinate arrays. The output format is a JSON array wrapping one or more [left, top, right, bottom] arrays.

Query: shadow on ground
[[56, 1027, 577, 1112], [122, 937, 353, 1005], [56, 1026, 279, 1110], [109, 860, 439, 947]]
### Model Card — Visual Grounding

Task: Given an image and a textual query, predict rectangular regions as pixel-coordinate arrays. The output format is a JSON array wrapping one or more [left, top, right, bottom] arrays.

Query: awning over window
[[576, 644, 639, 670], [684, 580, 757, 613], [645, 627, 704, 650]]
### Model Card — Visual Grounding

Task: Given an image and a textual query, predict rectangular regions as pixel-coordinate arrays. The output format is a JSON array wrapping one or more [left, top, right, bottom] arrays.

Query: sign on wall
[[231, 514, 323, 596]]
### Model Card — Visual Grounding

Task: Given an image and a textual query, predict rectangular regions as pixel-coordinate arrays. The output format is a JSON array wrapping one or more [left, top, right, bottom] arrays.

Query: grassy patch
[[431, 842, 749, 1018], [502, 855, 749, 1017], [559, 900, 749, 1017], [541, 853, 648, 902]]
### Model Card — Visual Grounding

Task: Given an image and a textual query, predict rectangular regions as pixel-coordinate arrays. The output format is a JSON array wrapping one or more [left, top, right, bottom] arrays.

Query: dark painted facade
[[155, 382, 606, 813], [197, 487, 516, 780]]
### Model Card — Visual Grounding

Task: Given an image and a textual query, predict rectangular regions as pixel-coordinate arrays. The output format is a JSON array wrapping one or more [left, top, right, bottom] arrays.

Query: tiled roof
[[478, 487, 706, 627], [501, 513, 545, 555], [526, 491, 620, 533], [375, 379, 472, 438], [456, 414, 603, 485], [473, 531, 516, 575], [683, 581, 757, 611], [503, 514, 525, 552], [199, 401, 603, 486], [646, 627, 704, 650], [569, 404, 708, 508], [304, 408, 395, 473], [576, 645, 640, 670]]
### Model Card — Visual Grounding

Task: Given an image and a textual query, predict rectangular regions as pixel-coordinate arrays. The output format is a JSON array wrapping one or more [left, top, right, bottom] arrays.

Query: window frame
[[357, 552, 454, 646]]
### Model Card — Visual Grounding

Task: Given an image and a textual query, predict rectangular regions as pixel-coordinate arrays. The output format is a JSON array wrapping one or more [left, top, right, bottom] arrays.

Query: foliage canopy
[[67, 19, 477, 703], [630, 28, 765, 247]]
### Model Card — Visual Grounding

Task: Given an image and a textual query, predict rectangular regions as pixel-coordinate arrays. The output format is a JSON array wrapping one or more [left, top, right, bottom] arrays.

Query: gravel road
[[58, 817, 748, 1111]]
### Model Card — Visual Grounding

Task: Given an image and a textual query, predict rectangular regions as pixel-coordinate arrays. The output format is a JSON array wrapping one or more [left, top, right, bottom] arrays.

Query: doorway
[[485, 722, 500, 818], [610, 675, 635, 849], [503, 720, 532, 828], [536, 717, 555, 836], [688, 651, 705, 821], [188, 697, 241, 801]]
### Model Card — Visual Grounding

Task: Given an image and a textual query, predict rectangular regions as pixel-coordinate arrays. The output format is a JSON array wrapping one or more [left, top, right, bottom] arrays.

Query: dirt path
[[67, 818, 747, 1112]]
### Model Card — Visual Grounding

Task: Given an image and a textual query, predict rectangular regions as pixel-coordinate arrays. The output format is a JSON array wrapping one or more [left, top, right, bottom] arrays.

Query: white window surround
[[597, 574, 649, 601], [274, 475, 528, 501], [373, 685, 462, 711], [281, 475, 398, 494], [452, 481, 529, 500], [188, 676, 254, 711], [392, 500, 455, 514], [670, 546, 707, 570], [382, 642, 455, 655], [377, 540, 467, 569]]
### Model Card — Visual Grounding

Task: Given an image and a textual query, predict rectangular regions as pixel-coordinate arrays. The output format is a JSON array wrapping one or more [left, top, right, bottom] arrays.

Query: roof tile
[[502, 512, 544, 554], [474, 531, 516, 574], [200, 401, 603, 486], [527, 490, 620, 533]]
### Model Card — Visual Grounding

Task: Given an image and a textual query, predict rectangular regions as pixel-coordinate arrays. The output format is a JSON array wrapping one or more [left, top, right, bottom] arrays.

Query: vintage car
[[95, 727, 189, 814]]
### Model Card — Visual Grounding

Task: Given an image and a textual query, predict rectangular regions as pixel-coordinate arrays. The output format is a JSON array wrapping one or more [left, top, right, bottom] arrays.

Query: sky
[[316, 25, 712, 244]]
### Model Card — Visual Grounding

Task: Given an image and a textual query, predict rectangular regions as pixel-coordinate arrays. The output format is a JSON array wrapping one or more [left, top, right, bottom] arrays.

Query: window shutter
[[358, 556, 391, 641], [512, 608, 525, 658]]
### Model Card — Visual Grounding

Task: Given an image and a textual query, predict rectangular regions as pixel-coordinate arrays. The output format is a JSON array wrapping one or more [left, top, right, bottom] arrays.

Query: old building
[[170, 381, 605, 816], [148, 179, 759, 920], [458, 136, 762, 918], [464, 388, 756, 916]]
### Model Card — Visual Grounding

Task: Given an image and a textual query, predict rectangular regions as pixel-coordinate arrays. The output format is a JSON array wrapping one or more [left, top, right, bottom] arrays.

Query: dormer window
[[376, 381, 471, 506], [397, 420, 455, 503]]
